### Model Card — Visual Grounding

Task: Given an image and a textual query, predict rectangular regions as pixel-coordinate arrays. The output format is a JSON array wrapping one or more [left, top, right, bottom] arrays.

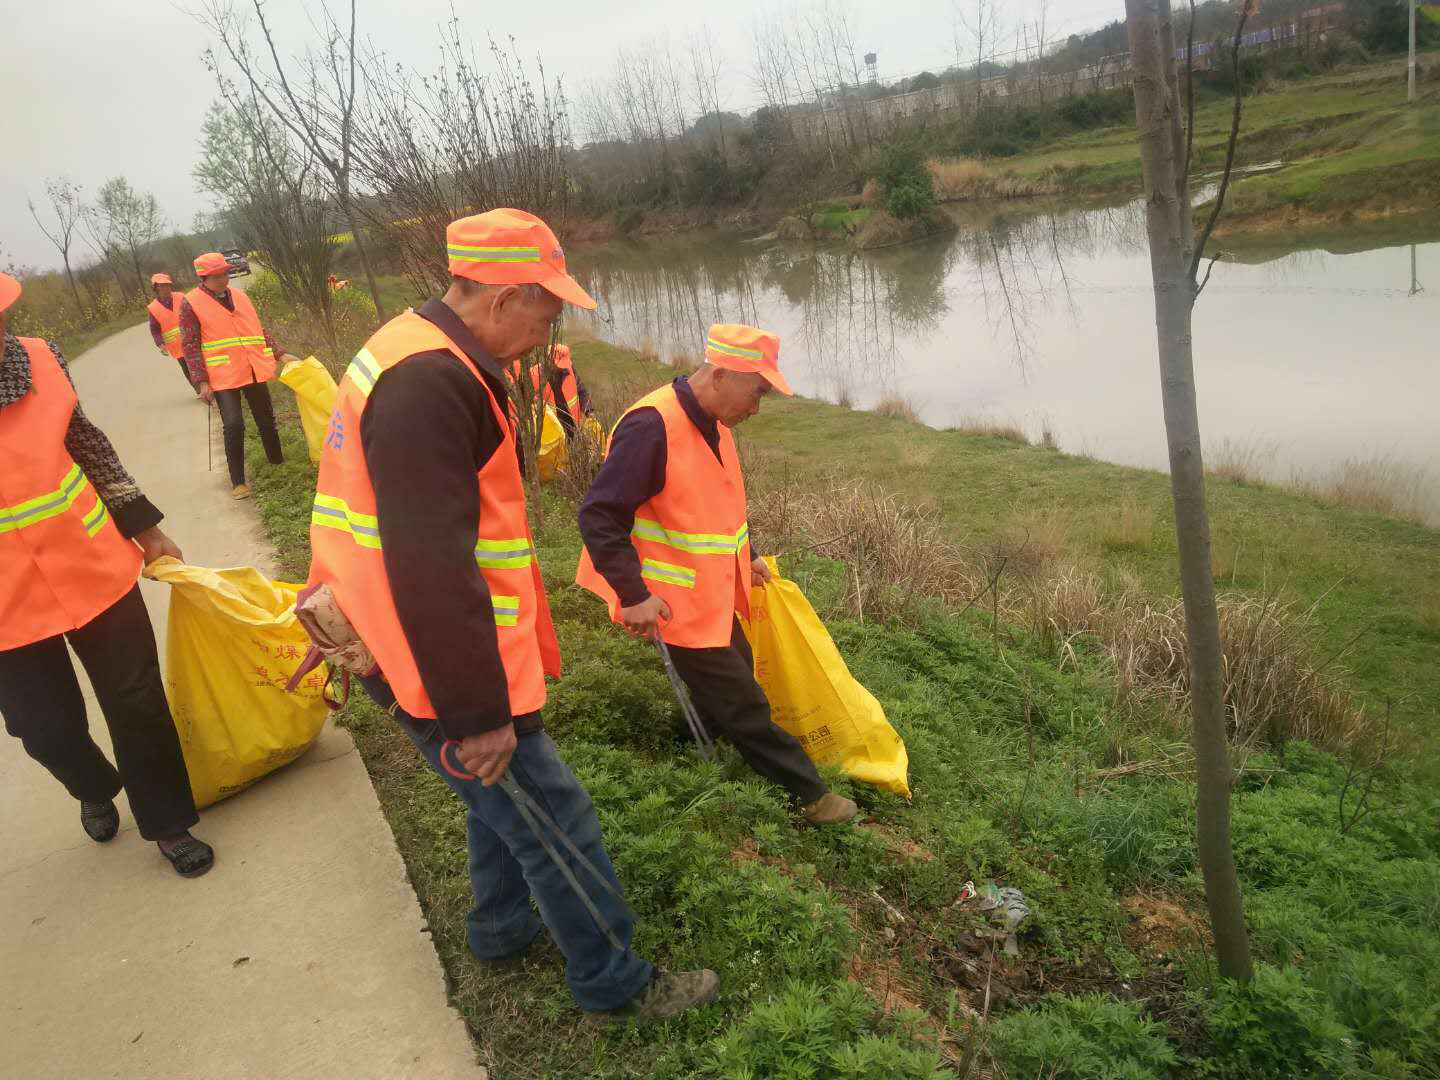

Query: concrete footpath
[[1, 322, 485, 1079]]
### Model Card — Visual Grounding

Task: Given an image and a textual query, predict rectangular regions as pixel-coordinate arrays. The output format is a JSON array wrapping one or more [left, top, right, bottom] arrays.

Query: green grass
[[995, 57, 1440, 227], [246, 349, 1440, 1077]]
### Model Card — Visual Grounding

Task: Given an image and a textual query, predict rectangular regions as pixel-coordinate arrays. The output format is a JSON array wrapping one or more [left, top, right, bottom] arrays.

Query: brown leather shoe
[[587, 969, 719, 1024], [802, 792, 858, 825]]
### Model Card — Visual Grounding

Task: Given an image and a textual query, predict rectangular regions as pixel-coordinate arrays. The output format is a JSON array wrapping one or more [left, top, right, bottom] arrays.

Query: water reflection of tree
[[569, 234, 952, 407], [956, 199, 1149, 372], [571, 240, 764, 363]]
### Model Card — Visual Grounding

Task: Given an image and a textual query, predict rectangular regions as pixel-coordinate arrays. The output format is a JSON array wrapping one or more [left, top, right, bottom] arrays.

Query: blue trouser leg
[[363, 677, 653, 1011]]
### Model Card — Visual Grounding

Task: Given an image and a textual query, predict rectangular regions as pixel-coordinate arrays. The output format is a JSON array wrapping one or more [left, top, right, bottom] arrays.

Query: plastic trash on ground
[[143, 558, 329, 807], [742, 557, 911, 797], [957, 880, 1032, 957], [278, 356, 339, 464]]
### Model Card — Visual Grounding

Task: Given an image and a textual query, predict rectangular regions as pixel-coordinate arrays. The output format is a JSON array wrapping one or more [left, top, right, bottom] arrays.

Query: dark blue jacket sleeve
[[577, 407, 667, 607]]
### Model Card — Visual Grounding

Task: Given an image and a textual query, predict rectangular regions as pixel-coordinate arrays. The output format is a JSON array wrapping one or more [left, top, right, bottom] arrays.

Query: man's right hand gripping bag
[[743, 558, 911, 798], [144, 557, 329, 807]]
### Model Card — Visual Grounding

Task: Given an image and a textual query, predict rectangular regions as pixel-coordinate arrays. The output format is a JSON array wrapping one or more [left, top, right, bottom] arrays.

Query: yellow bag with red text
[[742, 558, 911, 797], [144, 558, 329, 808], [278, 356, 339, 464]]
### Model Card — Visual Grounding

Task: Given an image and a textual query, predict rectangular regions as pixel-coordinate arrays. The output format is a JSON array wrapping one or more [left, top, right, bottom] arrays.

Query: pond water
[[569, 198, 1440, 520]]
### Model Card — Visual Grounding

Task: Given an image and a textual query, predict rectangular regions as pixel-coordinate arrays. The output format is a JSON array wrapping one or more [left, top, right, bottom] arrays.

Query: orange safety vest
[[148, 295, 185, 359], [307, 311, 561, 720], [508, 345, 582, 423], [183, 286, 275, 390], [0, 338, 143, 651], [576, 383, 751, 648]]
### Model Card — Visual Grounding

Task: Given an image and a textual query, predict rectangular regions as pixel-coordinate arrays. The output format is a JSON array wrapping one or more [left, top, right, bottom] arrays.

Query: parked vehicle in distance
[[221, 249, 251, 277]]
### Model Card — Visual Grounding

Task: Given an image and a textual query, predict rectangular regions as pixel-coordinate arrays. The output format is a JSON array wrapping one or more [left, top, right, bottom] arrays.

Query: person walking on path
[[0, 273, 214, 879], [576, 325, 859, 826], [179, 252, 292, 499], [306, 208, 718, 1021], [146, 272, 199, 396]]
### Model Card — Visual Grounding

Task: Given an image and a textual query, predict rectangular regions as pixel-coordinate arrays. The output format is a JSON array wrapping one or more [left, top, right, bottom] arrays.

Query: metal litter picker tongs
[[654, 636, 715, 760]]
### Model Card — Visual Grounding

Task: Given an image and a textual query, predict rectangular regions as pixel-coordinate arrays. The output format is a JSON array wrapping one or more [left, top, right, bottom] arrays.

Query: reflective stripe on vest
[[307, 310, 562, 719], [0, 338, 143, 650], [149, 298, 185, 358], [575, 381, 751, 649], [312, 492, 533, 574], [185, 287, 275, 389]]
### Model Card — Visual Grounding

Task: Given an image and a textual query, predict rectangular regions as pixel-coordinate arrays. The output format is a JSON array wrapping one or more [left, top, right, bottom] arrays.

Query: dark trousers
[[360, 675, 653, 1012], [0, 585, 198, 841], [667, 617, 827, 804], [215, 380, 283, 486]]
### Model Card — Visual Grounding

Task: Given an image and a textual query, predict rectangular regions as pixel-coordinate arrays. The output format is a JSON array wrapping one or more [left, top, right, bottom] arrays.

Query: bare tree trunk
[[1125, 0, 1254, 983]]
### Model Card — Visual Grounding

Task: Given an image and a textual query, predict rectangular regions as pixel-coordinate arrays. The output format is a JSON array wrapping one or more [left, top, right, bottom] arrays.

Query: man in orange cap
[[146, 273, 197, 395], [0, 273, 214, 878], [576, 326, 859, 826], [306, 209, 717, 1021], [178, 252, 295, 498]]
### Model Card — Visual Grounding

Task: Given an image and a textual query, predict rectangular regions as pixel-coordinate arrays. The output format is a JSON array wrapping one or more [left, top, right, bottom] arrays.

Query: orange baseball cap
[[704, 324, 792, 396], [0, 272, 20, 314], [447, 208, 595, 310], [194, 252, 230, 276], [151, 272, 173, 285]]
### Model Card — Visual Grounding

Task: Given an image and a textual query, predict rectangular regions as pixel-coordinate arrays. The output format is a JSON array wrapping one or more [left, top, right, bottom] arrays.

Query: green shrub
[[863, 143, 936, 221], [986, 993, 1179, 1079], [1198, 965, 1359, 1078], [708, 981, 947, 1080]]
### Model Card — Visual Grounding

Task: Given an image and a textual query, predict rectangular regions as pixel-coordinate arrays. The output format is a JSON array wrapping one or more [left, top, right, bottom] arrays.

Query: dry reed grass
[[947, 416, 1029, 444], [1292, 455, 1436, 524], [1208, 437, 1273, 487], [744, 476, 1372, 753], [1211, 534, 1241, 583], [874, 395, 922, 424], [926, 158, 1059, 202], [562, 320, 599, 344], [860, 178, 884, 207], [1101, 499, 1156, 551]]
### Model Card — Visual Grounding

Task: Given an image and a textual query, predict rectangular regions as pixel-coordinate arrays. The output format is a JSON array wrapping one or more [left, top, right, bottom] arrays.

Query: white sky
[[0, 0, 1123, 270]]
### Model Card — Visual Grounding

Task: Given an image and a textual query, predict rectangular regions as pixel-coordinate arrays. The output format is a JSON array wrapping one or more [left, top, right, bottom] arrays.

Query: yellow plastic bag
[[278, 356, 339, 464], [143, 558, 329, 808], [743, 558, 911, 798], [537, 404, 567, 482]]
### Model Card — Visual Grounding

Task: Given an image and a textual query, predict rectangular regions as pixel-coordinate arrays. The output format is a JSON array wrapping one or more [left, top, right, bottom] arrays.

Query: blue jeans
[[361, 676, 653, 1011]]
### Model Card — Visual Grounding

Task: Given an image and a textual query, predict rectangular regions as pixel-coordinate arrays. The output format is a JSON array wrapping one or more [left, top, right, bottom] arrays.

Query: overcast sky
[[0, 0, 1123, 271]]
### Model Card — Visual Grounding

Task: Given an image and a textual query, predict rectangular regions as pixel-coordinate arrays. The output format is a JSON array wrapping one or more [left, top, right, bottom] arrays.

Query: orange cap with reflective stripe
[[704, 324, 792, 396], [194, 252, 229, 276], [151, 272, 173, 285], [446, 208, 596, 310]]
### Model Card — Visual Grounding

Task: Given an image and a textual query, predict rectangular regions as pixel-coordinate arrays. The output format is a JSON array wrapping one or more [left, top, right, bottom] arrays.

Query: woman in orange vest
[[179, 252, 294, 499], [0, 273, 214, 878], [306, 209, 716, 1020], [576, 325, 857, 826], [146, 273, 197, 395]]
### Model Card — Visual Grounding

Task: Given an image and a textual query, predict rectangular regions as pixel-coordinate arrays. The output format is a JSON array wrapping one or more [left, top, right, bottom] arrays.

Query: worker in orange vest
[[0, 273, 214, 878], [306, 208, 717, 1021], [146, 273, 197, 395], [576, 325, 858, 826], [508, 343, 591, 436], [179, 252, 295, 499]]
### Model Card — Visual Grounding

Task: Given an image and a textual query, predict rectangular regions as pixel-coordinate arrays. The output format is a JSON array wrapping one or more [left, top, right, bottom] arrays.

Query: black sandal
[[159, 835, 215, 878], [80, 800, 120, 843]]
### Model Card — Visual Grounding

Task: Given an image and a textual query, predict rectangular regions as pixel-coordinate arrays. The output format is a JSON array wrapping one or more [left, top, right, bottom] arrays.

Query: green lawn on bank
[[244, 320, 1439, 1077]]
